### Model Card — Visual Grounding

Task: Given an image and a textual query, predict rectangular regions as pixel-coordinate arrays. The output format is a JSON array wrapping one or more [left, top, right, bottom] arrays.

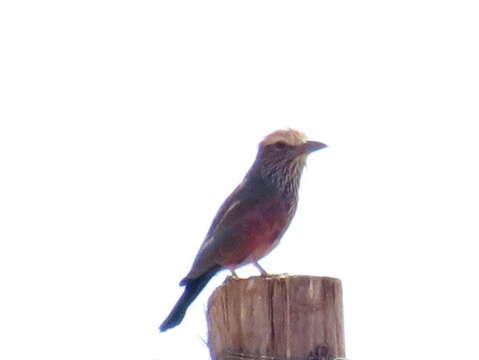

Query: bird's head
[[259, 129, 327, 161], [254, 129, 327, 192]]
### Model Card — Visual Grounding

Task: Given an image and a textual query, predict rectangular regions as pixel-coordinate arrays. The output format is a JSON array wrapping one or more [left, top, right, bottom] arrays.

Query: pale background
[[1, 1, 478, 359]]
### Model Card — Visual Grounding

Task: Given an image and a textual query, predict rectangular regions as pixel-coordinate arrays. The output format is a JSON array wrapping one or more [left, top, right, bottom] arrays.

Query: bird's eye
[[274, 141, 288, 150]]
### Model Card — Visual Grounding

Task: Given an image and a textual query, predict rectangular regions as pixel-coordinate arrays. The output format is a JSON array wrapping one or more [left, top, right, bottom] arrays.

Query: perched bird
[[159, 129, 327, 332]]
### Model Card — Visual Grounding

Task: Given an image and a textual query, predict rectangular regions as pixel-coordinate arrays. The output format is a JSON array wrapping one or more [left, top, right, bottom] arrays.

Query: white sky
[[1, 1, 478, 359]]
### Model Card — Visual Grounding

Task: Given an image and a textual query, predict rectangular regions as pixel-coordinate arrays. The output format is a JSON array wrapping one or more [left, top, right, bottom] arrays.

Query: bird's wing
[[180, 182, 247, 281], [183, 179, 283, 281], [203, 182, 246, 240]]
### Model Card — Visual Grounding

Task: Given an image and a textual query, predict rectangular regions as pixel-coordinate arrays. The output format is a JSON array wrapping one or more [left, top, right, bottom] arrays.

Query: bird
[[159, 129, 327, 332]]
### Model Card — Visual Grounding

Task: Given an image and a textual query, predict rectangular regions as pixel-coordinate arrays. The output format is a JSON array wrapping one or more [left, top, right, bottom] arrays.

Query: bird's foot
[[226, 269, 240, 281], [253, 261, 269, 276], [260, 272, 290, 279]]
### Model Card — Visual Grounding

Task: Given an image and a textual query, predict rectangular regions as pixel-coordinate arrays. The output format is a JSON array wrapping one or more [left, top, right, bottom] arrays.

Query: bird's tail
[[159, 266, 220, 332]]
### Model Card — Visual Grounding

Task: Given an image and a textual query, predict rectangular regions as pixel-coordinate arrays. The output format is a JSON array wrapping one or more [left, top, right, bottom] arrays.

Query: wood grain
[[207, 275, 345, 360]]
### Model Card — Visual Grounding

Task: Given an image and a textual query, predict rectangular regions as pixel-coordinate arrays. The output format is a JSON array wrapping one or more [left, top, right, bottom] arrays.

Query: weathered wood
[[207, 275, 345, 360]]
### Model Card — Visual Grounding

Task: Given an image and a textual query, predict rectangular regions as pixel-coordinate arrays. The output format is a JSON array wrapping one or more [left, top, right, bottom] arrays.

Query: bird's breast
[[218, 198, 294, 267]]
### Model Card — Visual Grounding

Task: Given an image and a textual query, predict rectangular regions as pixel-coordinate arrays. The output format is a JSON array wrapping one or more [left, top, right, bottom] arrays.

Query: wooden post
[[207, 275, 345, 360]]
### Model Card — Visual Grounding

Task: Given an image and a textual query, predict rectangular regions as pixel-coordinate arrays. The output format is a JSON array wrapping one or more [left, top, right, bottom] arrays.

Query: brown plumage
[[159, 129, 327, 332]]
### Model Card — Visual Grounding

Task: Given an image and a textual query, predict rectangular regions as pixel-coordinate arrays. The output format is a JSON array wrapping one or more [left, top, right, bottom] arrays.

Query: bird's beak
[[302, 140, 328, 154]]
